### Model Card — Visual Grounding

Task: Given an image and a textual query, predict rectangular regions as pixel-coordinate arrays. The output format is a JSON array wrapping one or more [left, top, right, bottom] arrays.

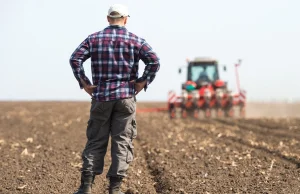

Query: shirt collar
[[108, 25, 126, 29]]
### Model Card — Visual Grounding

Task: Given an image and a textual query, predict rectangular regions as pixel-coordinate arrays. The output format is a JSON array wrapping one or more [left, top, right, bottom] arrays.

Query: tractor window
[[190, 65, 218, 82]]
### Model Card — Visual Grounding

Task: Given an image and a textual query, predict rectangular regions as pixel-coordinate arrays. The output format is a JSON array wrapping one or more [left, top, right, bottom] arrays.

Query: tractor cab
[[180, 57, 227, 91]]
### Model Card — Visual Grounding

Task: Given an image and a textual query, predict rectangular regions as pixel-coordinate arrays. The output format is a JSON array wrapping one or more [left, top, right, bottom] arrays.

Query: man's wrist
[[136, 77, 146, 83]]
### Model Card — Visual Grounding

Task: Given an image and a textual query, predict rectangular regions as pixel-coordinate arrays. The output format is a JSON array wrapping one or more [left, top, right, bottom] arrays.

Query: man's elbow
[[69, 56, 74, 65], [154, 62, 160, 72], [69, 56, 79, 67]]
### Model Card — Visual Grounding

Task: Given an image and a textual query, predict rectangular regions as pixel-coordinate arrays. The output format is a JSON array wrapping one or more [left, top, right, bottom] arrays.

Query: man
[[69, 4, 160, 194], [197, 66, 211, 83]]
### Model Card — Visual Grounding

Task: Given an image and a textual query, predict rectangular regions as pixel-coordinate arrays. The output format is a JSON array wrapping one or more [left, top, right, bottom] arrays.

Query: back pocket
[[120, 98, 136, 113]]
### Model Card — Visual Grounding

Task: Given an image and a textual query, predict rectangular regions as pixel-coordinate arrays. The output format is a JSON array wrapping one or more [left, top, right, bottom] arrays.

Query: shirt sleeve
[[69, 37, 92, 89], [138, 41, 160, 91]]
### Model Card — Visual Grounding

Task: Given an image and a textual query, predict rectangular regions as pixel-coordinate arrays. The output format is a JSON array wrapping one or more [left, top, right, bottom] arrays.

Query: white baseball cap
[[108, 4, 130, 18]]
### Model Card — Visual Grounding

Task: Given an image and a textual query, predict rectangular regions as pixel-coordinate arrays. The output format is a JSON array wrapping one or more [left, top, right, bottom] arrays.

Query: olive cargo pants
[[81, 97, 137, 178]]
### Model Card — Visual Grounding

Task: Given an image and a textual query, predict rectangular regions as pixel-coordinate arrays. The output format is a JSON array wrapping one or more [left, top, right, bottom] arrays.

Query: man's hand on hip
[[133, 80, 147, 95], [80, 78, 97, 97]]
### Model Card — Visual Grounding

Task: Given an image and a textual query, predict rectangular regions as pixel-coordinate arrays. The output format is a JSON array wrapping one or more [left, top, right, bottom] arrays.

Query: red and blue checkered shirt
[[69, 25, 160, 101]]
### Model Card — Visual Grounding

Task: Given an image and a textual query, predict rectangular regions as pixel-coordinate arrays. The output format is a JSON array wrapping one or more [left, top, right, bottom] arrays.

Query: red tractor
[[168, 57, 246, 119]]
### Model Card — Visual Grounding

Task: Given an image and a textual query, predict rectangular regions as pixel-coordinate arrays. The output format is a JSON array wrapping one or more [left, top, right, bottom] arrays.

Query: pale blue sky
[[1, 0, 299, 101]]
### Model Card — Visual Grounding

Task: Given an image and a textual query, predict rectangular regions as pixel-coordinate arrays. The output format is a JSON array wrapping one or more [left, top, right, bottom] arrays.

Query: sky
[[1, 0, 300, 102]]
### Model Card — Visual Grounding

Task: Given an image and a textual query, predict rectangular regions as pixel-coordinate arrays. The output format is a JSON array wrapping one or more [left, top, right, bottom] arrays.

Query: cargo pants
[[81, 97, 137, 178]]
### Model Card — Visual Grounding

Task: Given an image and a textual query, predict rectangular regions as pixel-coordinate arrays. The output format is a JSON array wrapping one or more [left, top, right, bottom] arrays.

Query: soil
[[0, 102, 300, 194]]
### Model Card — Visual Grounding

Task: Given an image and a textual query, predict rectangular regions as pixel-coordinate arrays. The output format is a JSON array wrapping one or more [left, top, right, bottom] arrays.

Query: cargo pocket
[[126, 143, 134, 163]]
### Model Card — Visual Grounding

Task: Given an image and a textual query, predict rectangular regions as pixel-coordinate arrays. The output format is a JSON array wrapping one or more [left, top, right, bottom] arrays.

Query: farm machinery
[[167, 57, 246, 119]]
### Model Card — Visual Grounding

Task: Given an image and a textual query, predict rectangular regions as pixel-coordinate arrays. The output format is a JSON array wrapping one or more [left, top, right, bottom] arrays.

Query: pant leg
[[106, 97, 137, 178], [81, 99, 114, 175]]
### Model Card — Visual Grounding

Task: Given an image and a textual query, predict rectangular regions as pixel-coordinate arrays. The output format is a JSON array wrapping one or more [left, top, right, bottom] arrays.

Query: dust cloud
[[246, 102, 300, 118]]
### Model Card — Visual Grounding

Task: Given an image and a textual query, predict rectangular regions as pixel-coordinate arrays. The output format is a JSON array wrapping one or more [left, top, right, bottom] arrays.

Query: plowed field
[[0, 102, 300, 194]]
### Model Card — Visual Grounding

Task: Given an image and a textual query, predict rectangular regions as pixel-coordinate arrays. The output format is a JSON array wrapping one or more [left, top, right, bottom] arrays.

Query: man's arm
[[69, 37, 92, 89], [138, 41, 160, 91]]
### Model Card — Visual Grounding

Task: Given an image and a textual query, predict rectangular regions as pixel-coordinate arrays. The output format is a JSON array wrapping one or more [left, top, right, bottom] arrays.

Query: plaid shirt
[[69, 25, 160, 101]]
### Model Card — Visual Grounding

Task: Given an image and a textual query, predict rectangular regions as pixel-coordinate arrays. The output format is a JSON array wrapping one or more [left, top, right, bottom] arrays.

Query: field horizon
[[1, 101, 300, 118]]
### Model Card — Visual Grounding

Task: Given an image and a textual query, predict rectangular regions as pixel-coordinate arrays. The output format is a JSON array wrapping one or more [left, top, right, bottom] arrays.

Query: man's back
[[70, 25, 160, 101]]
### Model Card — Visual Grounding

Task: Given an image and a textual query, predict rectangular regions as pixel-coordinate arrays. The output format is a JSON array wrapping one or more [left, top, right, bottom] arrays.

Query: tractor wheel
[[205, 109, 211, 118], [217, 108, 224, 118], [169, 103, 176, 119], [169, 108, 176, 119], [228, 108, 234, 118], [224, 107, 234, 118], [193, 109, 199, 119], [240, 106, 246, 118], [181, 109, 187, 119]]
